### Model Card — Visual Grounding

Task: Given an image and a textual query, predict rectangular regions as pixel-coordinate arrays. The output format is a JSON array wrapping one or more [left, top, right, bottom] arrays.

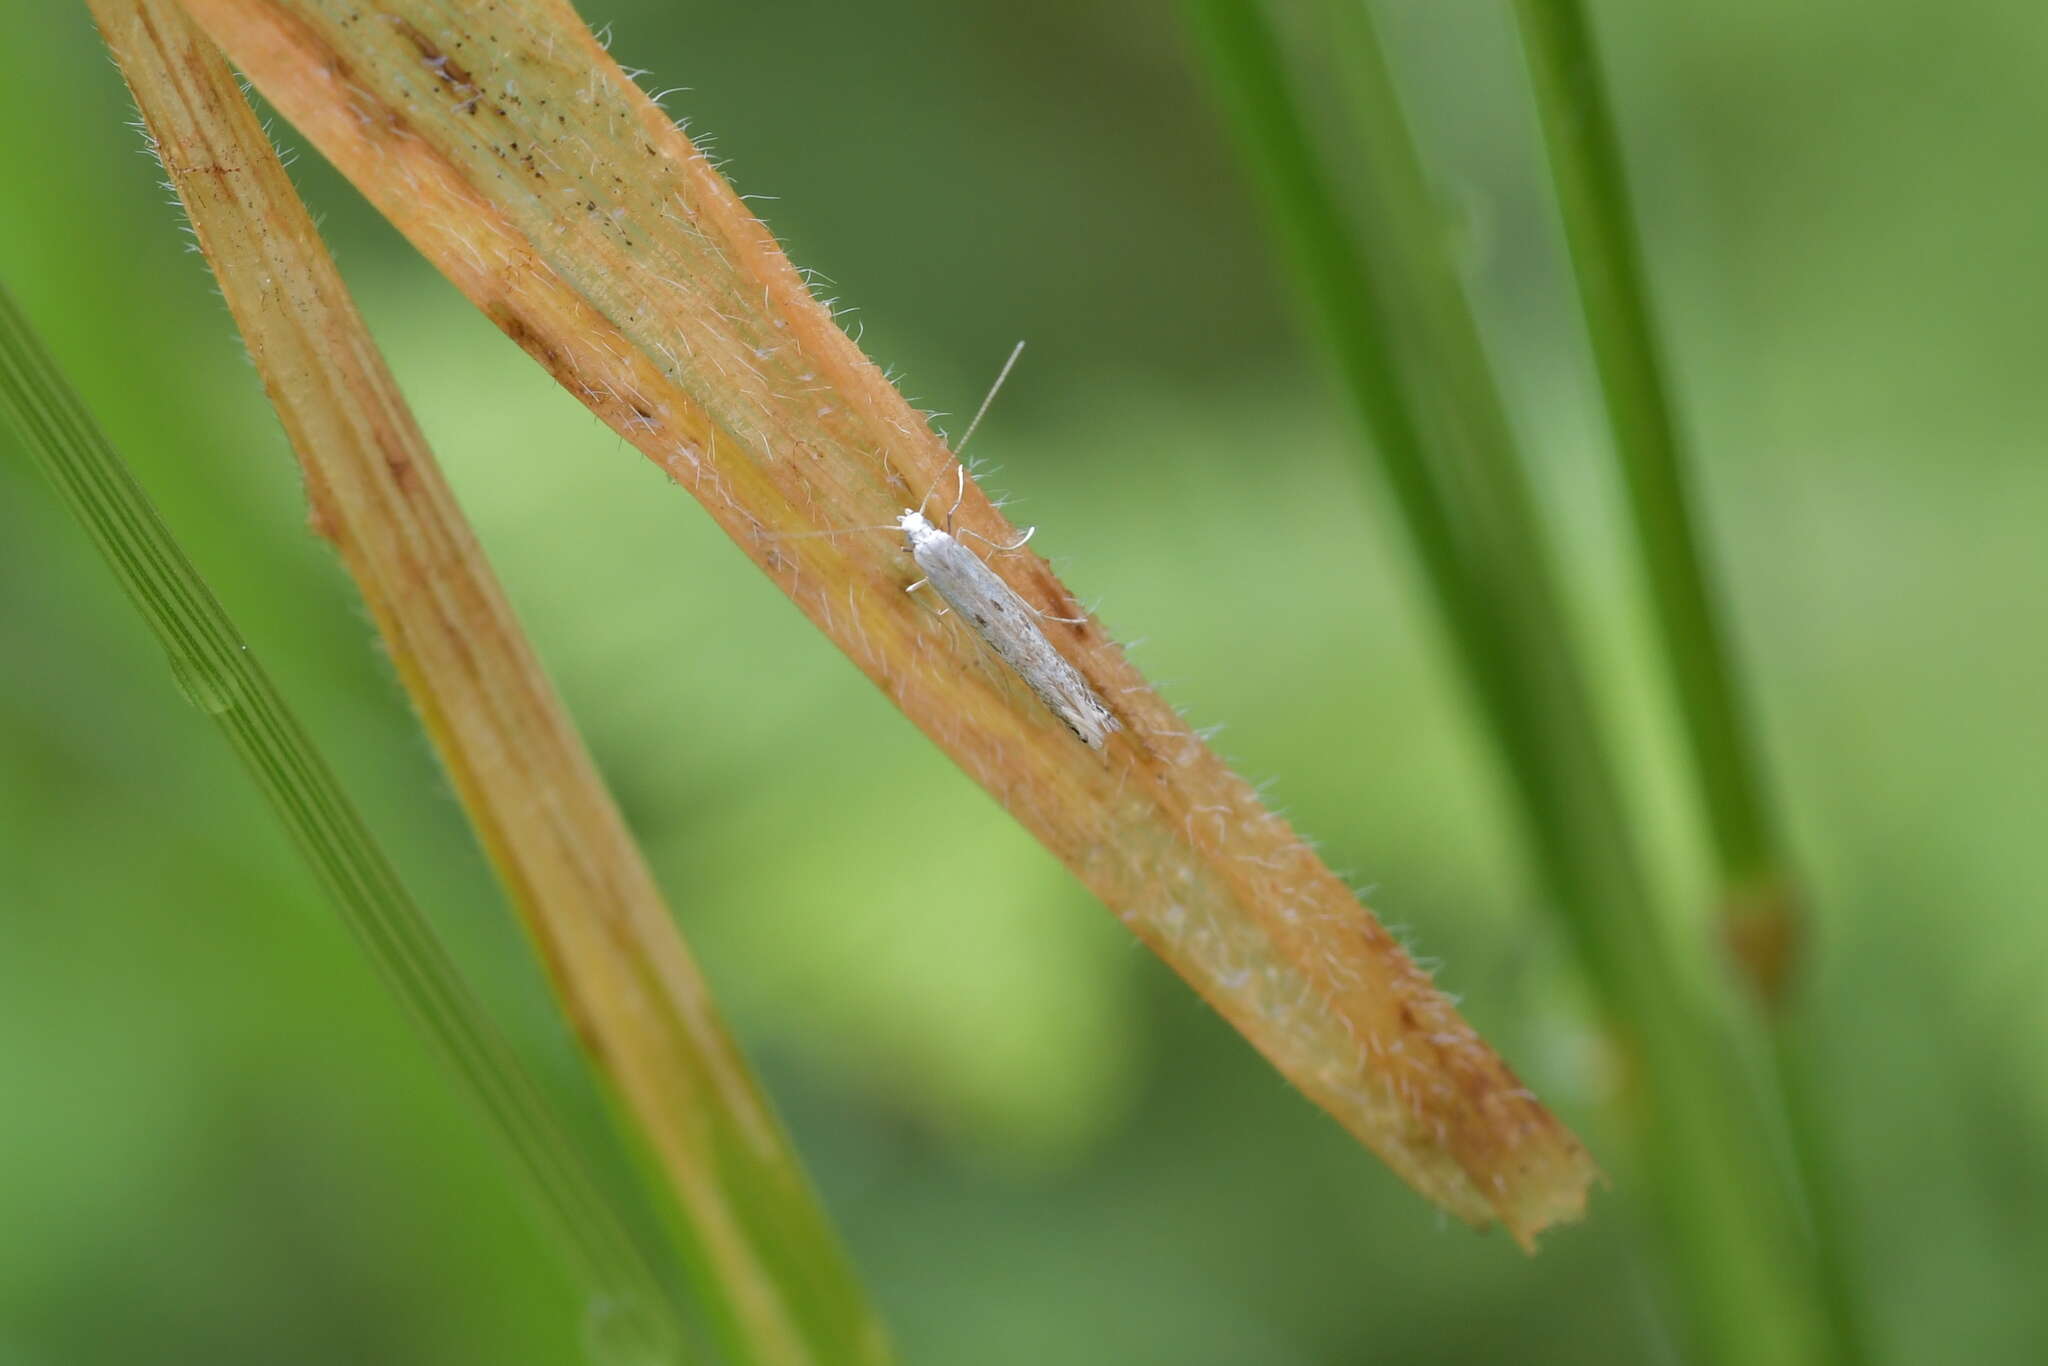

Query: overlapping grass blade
[[84, 4, 889, 1360]]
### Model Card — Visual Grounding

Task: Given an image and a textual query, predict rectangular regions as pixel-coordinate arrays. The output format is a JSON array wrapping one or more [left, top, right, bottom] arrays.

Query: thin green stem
[[1175, 0, 1485, 677], [1182, 3, 1832, 1361], [0, 281, 693, 1365], [1507, 0, 1794, 965], [1509, 4, 1867, 1359]]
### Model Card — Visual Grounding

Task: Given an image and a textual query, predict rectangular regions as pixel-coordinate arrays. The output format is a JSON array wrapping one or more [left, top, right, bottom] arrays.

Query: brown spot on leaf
[[389, 16, 477, 95], [486, 300, 570, 381]]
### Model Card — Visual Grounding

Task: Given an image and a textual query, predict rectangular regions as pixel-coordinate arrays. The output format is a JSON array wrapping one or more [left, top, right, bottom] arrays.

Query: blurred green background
[[4, 1, 2045, 1362]]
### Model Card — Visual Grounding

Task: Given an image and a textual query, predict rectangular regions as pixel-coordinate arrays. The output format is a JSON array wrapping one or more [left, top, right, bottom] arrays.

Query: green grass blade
[[1182, 0, 1642, 968], [1180, 0, 1657, 1007], [1508, 0, 1798, 990], [0, 281, 693, 1365], [1182, 2, 1835, 1359], [1176, 0, 1489, 699], [1510, 5, 1870, 1359]]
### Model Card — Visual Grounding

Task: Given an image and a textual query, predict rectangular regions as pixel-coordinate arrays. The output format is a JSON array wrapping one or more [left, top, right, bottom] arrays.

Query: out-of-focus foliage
[[2, 2, 2043, 1362]]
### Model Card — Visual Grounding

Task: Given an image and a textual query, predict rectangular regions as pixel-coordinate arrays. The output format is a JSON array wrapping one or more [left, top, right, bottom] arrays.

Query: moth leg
[[905, 577, 951, 614], [959, 523, 1036, 554]]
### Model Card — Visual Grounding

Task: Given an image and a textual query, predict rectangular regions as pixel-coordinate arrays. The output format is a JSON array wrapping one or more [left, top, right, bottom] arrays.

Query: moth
[[897, 499, 1119, 749]]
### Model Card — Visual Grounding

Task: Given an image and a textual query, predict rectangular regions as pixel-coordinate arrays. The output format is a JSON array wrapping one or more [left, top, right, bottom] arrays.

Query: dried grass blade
[[177, 0, 1597, 1244], [89, 2, 884, 1360]]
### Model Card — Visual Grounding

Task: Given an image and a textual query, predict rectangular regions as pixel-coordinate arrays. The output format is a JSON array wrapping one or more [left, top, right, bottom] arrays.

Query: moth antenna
[[953, 340, 1026, 456]]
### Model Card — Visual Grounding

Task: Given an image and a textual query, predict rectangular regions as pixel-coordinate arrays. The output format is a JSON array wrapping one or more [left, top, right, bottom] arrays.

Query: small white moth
[[897, 500, 1120, 749], [793, 343, 1116, 747]]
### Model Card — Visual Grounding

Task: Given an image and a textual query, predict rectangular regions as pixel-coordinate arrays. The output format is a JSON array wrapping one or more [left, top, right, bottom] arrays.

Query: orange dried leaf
[[181, 0, 1596, 1244]]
